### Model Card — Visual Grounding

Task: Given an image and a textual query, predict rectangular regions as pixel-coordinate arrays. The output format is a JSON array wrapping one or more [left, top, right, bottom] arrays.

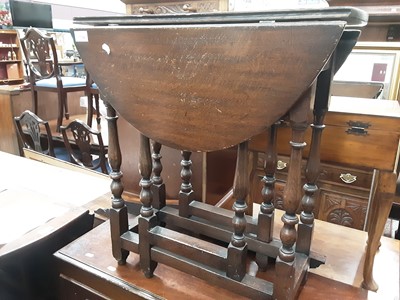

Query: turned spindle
[[151, 141, 166, 210], [138, 134, 158, 278], [179, 151, 194, 218], [227, 141, 249, 281], [105, 101, 129, 265], [274, 89, 311, 299]]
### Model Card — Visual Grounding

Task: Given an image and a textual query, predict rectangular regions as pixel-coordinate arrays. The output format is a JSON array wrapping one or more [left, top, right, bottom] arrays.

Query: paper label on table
[[74, 31, 88, 42]]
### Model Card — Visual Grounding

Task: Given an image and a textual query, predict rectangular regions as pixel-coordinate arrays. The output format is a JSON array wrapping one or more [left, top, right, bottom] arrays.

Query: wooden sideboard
[[0, 86, 30, 155], [247, 97, 400, 231]]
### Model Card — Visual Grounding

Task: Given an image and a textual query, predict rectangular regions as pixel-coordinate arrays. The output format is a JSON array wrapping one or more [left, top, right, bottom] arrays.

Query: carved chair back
[[14, 110, 56, 157], [20, 27, 88, 132], [20, 27, 60, 82], [60, 119, 109, 174]]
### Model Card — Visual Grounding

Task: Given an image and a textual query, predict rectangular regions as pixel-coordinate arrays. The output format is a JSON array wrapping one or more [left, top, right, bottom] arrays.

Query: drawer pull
[[277, 160, 287, 170], [346, 120, 370, 136], [340, 173, 357, 184]]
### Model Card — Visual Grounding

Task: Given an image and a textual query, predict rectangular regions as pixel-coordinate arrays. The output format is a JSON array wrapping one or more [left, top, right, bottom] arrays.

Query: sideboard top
[[73, 6, 368, 28]]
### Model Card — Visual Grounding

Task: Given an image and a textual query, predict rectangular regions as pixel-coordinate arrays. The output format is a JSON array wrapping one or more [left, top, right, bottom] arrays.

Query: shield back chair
[[60, 119, 109, 174], [20, 27, 88, 132], [14, 110, 69, 160]]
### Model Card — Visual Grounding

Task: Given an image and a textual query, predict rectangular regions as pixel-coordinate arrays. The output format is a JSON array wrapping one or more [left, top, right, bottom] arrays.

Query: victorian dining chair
[[20, 27, 97, 132], [60, 119, 109, 174], [14, 110, 69, 160]]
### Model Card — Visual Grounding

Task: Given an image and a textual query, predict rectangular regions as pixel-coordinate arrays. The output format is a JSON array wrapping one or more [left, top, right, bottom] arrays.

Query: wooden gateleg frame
[[105, 89, 324, 299], [105, 86, 325, 300]]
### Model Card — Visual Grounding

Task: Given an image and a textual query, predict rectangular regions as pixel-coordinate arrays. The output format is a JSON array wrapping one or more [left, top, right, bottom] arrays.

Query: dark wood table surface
[[55, 206, 399, 299]]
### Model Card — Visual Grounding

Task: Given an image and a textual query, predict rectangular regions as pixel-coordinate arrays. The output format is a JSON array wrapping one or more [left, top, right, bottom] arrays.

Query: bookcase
[[0, 29, 24, 85]]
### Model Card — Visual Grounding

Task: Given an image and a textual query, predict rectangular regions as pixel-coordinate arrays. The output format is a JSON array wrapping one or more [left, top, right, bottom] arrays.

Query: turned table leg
[[274, 88, 312, 300], [105, 101, 129, 265], [362, 170, 397, 291]]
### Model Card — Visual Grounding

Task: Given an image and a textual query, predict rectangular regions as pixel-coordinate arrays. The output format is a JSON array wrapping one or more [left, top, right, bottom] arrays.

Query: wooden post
[[297, 74, 324, 255], [151, 141, 166, 210], [138, 134, 158, 278], [179, 151, 194, 218], [256, 123, 278, 270], [274, 89, 311, 299], [227, 141, 248, 281], [105, 101, 129, 265]]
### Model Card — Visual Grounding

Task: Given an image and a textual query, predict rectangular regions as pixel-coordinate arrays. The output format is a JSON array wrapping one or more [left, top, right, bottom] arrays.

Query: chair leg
[[64, 93, 69, 120], [56, 91, 64, 132], [32, 90, 38, 114], [95, 94, 101, 125], [87, 93, 94, 127]]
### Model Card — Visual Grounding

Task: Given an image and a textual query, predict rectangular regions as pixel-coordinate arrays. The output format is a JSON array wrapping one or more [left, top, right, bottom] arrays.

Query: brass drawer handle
[[340, 173, 357, 184], [277, 160, 287, 170]]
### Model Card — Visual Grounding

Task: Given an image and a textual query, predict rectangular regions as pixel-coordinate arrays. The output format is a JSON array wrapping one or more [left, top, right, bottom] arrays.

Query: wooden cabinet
[[248, 97, 400, 231], [249, 155, 371, 230], [0, 29, 24, 85]]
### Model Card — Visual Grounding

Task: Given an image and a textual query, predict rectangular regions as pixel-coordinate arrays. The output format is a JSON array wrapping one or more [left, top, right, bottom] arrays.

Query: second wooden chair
[[14, 110, 69, 160], [60, 119, 109, 174]]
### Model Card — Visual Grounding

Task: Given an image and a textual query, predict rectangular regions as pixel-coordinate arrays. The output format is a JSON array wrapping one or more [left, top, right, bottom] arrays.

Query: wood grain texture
[[74, 22, 344, 151], [249, 98, 400, 171], [55, 216, 400, 299]]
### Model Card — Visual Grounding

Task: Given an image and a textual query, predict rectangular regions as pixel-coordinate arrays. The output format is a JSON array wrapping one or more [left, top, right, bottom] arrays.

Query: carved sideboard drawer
[[124, 0, 226, 14], [317, 189, 368, 230], [318, 164, 373, 190]]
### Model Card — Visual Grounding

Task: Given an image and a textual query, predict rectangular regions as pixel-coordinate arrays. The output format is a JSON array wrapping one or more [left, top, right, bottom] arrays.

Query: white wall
[[33, 0, 126, 14], [23, 0, 126, 29]]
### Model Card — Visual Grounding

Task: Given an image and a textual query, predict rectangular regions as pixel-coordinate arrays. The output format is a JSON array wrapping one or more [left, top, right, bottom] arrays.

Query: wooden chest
[[249, 97, 400, 230]]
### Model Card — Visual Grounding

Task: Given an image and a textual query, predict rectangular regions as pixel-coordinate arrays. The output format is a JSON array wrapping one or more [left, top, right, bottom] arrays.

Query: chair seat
[[35, 76, 86, 88], [54, 146, 70, 162]]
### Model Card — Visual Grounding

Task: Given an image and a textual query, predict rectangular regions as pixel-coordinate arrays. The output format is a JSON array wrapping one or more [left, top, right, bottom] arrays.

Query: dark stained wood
[[151, 141, 166, 210], [258, 124, 278, 243], [227, 141, 248, 281], [297, 56, 333, 255], [60, 119, 109, 174], [71, 8, 367, 300], [14, 110, 58, 157], [55, 219, 397, 299], [73, 21, 346, 152], [178, 151, 194, 218], [275, 88, 312, 299], [20, 28, 89, 132], [138, 134, 158, 278], [105, 102, 130, 265]]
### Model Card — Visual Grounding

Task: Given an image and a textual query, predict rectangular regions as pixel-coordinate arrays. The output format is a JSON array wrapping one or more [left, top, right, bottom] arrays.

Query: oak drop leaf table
[[72, 7, 368, 299]]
